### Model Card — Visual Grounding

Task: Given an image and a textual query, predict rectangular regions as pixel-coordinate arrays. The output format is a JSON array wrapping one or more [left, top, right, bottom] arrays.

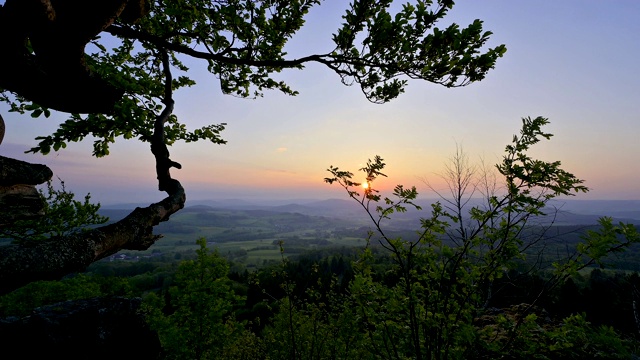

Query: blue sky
[[2, 1, 639, 205]]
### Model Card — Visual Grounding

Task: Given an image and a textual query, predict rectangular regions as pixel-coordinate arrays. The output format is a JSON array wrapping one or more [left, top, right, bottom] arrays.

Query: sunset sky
[[2, 1, 639, 205]]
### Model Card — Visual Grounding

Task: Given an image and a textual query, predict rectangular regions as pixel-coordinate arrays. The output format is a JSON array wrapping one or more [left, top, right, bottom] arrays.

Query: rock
[[0, 185, 46, 225], [0, 113, 4, 145], [0, 155, 53, 186], [0, 155, 53, 226], [0, 297, 161, 359]]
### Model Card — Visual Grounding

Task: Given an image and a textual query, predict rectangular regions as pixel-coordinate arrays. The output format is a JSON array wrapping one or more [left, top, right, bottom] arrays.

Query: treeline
[[1, 241, 639, 359]]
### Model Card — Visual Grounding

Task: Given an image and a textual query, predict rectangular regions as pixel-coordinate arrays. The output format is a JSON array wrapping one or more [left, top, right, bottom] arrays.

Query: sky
[[1, 1, 640, 205]]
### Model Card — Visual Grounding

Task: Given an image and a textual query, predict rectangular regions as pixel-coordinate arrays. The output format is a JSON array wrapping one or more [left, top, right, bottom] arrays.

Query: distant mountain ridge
[[100, 198, 640, 225]]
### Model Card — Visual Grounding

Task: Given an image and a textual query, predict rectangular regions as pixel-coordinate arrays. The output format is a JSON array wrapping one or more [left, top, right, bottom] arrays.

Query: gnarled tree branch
[[0, 186, 183, 294], [0, 48, 184, 295]]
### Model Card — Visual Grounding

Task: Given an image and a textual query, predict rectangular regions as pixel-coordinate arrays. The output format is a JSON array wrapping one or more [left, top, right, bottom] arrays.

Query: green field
[[106, 207, 370, 269], [77, 206, 640, 273]]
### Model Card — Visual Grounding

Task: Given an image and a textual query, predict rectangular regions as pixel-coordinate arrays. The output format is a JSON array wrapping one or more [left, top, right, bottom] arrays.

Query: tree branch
[[151, 49, 182, 193], [0, 185, 184, 294], [0, 48, 186, 295], [105, 24, 332, 68]]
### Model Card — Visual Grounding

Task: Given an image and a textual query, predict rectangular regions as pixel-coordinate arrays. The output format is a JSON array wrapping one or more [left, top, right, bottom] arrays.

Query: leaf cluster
[[333, 0, 506, 102], [0, 179, 108, 244]]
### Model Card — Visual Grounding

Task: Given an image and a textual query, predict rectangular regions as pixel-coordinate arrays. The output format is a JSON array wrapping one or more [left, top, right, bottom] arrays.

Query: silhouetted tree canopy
[[0, 0, 505, 292]]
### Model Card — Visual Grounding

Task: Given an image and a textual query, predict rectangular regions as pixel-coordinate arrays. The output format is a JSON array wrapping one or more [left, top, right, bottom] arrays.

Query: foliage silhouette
[[0, 0, 506, 291]]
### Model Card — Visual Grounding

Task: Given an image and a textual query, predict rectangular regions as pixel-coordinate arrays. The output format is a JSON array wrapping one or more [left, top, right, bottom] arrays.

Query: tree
[[0, 0, 506, 292], [145, 238, 245, 359], [324, 116, 639, 359]]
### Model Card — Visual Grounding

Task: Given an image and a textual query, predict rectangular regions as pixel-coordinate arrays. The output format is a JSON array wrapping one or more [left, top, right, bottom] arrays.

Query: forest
[[1, 1, 639, 359]]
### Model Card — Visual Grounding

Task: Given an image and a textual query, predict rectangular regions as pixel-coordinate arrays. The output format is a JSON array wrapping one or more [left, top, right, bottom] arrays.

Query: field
[[106, 206, 371, 269], [7, 201, 638, 272]]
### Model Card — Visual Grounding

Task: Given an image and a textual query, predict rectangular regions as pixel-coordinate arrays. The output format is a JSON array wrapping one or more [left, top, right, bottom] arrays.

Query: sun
[[362, 181, 369, 190]]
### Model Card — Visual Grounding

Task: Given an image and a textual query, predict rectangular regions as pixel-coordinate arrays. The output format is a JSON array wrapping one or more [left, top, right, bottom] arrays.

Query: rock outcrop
[[0, 297, 161, 359], [0, 155, 52, 226]]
